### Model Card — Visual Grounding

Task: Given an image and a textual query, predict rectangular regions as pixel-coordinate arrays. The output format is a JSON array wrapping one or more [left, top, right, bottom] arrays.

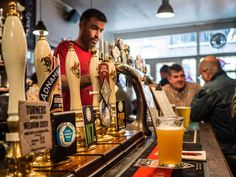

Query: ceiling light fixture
[[156, 0, 175, 18], [33, 0, 48, 36]]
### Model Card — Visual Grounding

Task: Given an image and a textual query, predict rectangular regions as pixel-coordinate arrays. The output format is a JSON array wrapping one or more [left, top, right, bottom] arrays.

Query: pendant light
[[33, 0, 48, 36], [156, 0, 175, 18]]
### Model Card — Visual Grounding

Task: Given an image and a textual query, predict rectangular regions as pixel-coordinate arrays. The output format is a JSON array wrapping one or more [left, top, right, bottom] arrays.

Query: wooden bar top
[[103, 123, 234, 177], [199, 123, 233, 177], [0, 129, 145, 177], [1, 123, 232, 177]]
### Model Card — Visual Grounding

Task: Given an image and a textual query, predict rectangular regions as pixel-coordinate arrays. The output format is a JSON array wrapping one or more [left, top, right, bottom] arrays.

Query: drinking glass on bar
[[156, 116, 184, 168], [175, 106, 191, 129]]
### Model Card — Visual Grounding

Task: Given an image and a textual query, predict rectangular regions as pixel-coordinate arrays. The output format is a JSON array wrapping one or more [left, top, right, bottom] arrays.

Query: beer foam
[[156, 126, 184, 130], [176, 107, 190, 109]]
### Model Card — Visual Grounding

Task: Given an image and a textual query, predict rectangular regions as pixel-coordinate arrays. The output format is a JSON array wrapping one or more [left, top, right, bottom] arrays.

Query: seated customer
[[162, 64, 200, 107], [191, 56, 236, 176], [158, 65, 169, 87]]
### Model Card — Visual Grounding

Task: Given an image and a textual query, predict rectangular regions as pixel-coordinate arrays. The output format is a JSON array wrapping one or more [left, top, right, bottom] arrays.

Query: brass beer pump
[[2, 2, 45, 176], [107, 44, 125, 136], [66, 43, 95, 152], [33, 24, 67, 169], [90, 40, 113, 143]]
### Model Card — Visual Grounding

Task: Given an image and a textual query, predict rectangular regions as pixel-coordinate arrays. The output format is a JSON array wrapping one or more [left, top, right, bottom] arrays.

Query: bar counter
[[103, 123, 233, 177], [0, 123, 233, 177]]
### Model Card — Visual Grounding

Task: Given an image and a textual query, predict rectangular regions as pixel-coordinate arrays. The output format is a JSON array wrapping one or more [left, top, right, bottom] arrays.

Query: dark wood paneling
[[0, 0, 36, 49]]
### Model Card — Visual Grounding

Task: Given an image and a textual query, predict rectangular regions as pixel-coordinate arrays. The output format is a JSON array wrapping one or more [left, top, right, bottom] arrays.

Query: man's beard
[[89, 38, 98, 49]]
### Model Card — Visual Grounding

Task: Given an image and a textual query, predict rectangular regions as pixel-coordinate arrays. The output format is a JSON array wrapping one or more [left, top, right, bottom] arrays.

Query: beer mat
[[153, 150, 206, 161], [183, 129, 199, 143], [121, 142, 205, 177], [120, 142, 172, 177], [134, 158, 195, 169], [183, 142, 202, 151], [182, 151, 207, 161], [154, 144, 206, 161]]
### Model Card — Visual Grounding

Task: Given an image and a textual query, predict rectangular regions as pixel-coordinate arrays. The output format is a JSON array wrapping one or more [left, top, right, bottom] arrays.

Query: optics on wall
[[156, 0, 175, 18], [33, 0, 48, 35]]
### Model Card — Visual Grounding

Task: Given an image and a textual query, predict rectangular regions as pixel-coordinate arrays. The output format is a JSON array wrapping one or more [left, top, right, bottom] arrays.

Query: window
[[219, 56, 236, 79], [181, 59, 197, 82], [169, 33, 196, 45], [121, 25, 236, 84], [124, 32, 197, 59], [200, 28, 236, 54]]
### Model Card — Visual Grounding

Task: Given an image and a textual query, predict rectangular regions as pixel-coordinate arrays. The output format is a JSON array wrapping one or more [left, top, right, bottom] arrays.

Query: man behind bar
[[191, 56, 236, 176], [54, 9, 107, 111]]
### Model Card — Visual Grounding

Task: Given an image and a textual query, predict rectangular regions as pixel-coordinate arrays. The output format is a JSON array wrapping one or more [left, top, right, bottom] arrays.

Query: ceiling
[[61, 0, 236, 33]]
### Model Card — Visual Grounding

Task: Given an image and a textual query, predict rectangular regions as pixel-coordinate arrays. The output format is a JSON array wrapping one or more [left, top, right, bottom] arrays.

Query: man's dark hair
[[160, 65, 169, 73], [168, 64, 184, 75], [80, 8, 107, 23]]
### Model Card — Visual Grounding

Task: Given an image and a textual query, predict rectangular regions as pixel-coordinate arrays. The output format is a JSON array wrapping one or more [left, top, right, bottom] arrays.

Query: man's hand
[[80, 74, 91, 89]]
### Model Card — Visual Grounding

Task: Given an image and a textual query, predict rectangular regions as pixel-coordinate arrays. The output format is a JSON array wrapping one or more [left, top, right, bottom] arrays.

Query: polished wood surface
[[200, 123, 233, 177], [1, 123, 231, 177], [0, 129, 145, 177]]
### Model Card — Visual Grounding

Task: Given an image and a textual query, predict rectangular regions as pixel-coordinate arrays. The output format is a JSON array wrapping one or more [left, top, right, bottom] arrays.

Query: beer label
[[56, 122, 76, 147], [70, 61, 80, 78], [50, 94, 63, 112], [18, 101, 52, 156], [100, 79, 111, 105], [100, 100, 112, 127], [82, 106, 96, 147], [98, 62, 109, 86], [116, 100, 126, 130], [50, 111, 77, 162], [98, 63, 111, 106], [39, 56, 63, 112]]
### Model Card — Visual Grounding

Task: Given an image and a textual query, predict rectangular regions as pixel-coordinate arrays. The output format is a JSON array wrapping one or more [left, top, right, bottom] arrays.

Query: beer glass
[[175, 107, 191, 129], [156, 116, 184, 167]]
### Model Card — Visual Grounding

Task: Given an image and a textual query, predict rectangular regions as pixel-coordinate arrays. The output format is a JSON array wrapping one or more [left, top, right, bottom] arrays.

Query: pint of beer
[[175, 107, 191, 129], [156, 117, 184, 167]]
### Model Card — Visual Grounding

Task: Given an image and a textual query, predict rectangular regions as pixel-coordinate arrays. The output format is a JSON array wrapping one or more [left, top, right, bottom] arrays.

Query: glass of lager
[[156, 116, 184, 168], [175, 107, 191, 129]]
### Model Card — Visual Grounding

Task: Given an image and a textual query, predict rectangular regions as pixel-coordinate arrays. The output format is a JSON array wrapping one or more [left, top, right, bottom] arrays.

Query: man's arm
[[80, 74, 91, 88], [190, 89, 211, 122]]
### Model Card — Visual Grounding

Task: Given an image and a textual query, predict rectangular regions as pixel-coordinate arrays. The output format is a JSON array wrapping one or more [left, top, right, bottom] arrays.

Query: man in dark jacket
[[191, 56, 236, 175]]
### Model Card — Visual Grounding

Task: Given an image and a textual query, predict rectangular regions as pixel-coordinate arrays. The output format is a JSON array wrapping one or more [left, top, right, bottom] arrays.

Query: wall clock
[[210, 33, 227, 49]]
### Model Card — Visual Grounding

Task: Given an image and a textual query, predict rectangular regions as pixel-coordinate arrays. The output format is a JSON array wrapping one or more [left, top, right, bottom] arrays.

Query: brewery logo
[[39, 64, 59, 102], [41, 54, 52, 72], [70, 61, 80, 78], [86, 107, 92, 122], [100, 101, 111, 127], [56, 122, 76, 147], [100, 79, 111, 105], [118, 101, 124, 112]]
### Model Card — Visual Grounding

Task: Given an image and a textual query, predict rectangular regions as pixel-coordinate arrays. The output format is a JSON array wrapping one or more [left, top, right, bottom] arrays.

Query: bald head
[[199, 56, 222, 83]]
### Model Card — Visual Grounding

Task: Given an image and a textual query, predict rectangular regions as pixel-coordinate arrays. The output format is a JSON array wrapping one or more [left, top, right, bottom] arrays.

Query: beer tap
[[2, 2, 46, 176], [66, 43, 95, 152], [90, 40, 113, 143]]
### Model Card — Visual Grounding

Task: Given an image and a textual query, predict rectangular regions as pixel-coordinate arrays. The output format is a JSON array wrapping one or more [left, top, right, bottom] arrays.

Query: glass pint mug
[[156, 116, 184, 167], [175, 107, 191, 129]]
